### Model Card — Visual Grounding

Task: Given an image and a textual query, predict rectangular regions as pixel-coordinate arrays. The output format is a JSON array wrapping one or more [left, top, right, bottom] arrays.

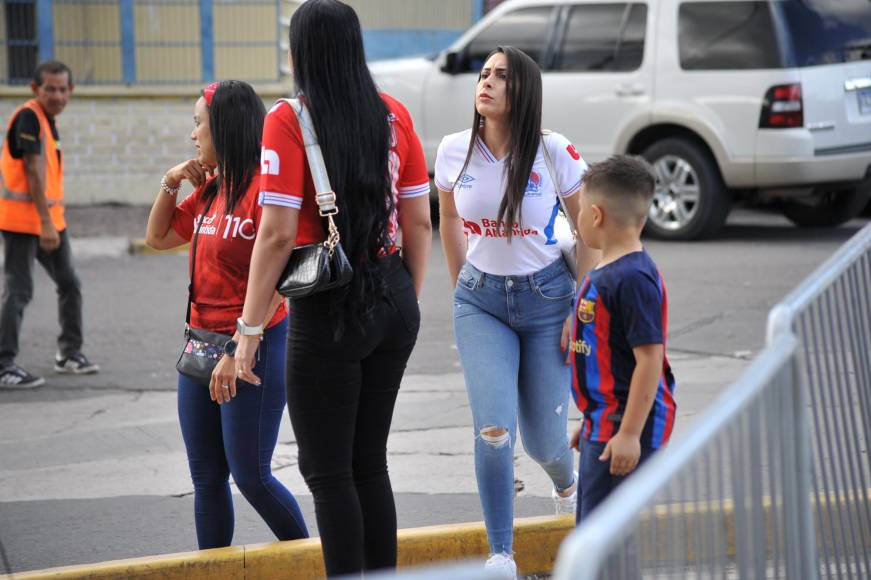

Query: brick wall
[[1, 96, 279, 205]]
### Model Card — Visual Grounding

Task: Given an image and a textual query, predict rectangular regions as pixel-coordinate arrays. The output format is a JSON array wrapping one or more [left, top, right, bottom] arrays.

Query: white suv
[[371, 0, 871, 239]]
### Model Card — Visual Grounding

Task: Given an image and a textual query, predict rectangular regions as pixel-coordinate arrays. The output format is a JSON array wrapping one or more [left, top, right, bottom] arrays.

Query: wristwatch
[[223, 339, 237, 358], [236, 317, 264, 336]]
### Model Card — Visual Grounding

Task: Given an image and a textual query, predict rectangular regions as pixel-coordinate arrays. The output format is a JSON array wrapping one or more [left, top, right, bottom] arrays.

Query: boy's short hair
[[33, 61, 73, 87], [582, 155, 655, 227]]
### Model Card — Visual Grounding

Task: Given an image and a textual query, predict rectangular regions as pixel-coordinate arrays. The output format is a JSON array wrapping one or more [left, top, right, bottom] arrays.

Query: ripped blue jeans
[[453, 258, 576, 554]]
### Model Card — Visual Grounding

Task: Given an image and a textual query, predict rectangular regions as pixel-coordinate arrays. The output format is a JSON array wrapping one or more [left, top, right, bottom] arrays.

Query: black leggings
[[286, 255, 420, 577]]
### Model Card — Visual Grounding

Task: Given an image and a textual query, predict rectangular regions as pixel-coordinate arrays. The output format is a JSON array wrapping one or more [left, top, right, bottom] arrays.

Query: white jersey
[[435, 129, 588, 276]]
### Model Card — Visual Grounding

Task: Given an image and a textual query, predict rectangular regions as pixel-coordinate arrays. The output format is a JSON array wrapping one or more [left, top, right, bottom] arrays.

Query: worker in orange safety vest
[[0, 61, 99, 389]]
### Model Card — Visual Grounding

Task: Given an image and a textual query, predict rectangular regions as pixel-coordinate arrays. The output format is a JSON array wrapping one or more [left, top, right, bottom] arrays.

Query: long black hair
[[202, 80, 266, 213], [289, 0, 393, 332], [454, 46, 543, 240]]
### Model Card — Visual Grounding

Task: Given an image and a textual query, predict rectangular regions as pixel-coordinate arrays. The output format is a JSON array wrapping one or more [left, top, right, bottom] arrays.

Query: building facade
[[0, 0, 497, 204], [1, 0, 494, 85]]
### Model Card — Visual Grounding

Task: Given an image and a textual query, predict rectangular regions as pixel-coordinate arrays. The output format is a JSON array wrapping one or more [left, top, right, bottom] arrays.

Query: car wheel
[[780, 186, 870, 228], [641, 138, 731, 240]]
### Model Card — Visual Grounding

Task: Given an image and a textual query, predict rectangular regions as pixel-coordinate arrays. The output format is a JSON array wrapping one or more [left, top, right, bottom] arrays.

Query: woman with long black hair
[[233, 0, 432, 575], [146, 80, 308, 549], [435, 47, 596, 578]]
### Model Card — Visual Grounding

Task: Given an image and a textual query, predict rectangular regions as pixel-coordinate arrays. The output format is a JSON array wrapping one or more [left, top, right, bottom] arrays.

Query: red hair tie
[[202, 82, 219, 106]]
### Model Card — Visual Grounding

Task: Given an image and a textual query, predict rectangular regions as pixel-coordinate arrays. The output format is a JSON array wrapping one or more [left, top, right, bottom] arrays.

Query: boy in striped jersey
[[560, 155, 677, 523]]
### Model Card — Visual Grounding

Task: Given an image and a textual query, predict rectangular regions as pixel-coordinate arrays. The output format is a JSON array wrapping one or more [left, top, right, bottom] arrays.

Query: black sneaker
[[54, 352, 100, 375], [0, 365, 45, 389]]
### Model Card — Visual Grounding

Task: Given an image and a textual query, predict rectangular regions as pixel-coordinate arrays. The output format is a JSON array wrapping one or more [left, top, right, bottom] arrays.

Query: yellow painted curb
[[6, 490, 871, 578], [128, 239, 189, 256], [3, 546, 246, 579], [3, 516, 574, 580]]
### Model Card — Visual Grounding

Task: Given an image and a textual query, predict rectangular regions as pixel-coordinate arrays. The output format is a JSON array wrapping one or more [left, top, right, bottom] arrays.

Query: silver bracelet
[[160, 176, 181, 196]]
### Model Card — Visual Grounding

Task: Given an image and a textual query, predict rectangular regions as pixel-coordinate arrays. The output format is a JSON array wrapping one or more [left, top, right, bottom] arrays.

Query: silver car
[[371, 0, 871, 239]]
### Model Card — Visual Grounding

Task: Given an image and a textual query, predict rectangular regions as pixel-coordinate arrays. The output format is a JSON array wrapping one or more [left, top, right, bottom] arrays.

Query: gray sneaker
[[0, 365, 46, 389], [54, 352, 100, 375]]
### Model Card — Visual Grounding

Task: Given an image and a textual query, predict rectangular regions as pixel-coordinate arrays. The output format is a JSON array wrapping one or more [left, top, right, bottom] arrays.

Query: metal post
[[36, 0, 53, 61], [472, 0, 485, 23], [120, 0, 135, 84], [275, 0, 282, 81], [200, 0, 214, 82], [792, 353, 821, 579]]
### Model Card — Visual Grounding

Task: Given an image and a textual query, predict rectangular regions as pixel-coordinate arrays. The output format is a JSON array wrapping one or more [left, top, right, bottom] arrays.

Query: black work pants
[[286, 254, 420, 577], [0, 229, 83, 367]]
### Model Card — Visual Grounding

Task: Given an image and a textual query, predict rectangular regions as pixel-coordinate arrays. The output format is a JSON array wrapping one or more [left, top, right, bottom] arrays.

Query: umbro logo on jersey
[[458, 174, 476, 189], [261, 147, 280, 176], [525, 170, 543, 197]]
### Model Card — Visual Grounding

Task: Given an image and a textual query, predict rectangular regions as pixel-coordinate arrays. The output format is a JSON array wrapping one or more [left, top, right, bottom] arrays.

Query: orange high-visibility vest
[[0, 99, 66, 234]]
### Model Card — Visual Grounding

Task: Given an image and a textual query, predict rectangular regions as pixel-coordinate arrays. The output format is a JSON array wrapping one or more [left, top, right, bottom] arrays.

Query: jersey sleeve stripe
[[259, 191, 302, 209], [559, 177, 583, 197], [397, 183, 431, 198], [434, 177, 453, 192]]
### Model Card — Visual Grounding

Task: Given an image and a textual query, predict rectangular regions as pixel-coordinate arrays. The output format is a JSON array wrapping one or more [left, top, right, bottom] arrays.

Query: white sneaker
[[484, 552, 517, 579], [552, 470, 578, 516]]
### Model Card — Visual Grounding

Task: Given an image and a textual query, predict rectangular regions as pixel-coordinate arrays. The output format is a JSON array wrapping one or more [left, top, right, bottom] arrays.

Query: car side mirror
[[441, 51, 459, 75]]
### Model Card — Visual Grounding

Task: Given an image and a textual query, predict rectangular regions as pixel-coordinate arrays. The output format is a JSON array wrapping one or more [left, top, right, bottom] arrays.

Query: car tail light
[[759, 83, 803, 128]]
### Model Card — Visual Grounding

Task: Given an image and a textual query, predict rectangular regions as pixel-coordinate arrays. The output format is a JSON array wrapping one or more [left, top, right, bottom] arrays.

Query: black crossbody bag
[[176, 193, 234, 385], [275, 98, 353, 298]]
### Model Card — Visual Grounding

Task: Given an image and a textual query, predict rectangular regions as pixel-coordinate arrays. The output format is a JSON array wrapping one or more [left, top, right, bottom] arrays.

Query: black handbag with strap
[[175, 192, 234, 384], [275, 98, 353, 299]]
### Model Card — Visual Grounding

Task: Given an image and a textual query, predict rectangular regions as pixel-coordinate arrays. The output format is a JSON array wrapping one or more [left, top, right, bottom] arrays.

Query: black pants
[[0, 229, 83, 367], [286, 255, 420, 577]]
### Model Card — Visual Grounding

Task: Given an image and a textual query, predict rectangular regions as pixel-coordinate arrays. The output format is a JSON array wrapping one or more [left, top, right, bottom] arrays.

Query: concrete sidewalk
[[0, 355, 746, 573]]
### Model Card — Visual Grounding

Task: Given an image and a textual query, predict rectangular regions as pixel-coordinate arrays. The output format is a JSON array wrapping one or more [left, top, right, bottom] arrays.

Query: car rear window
[[679, 2, 783, 70], [776, 0, 871, 66], [679, 1, 871, 70]]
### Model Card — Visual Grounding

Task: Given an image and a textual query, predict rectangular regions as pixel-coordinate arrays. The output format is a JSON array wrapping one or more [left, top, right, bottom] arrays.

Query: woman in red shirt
[[145, 81, 308, 549], [234, 0, 432, 575]]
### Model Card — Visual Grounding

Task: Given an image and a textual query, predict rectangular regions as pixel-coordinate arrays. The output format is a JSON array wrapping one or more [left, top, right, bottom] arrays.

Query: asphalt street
[[0, 205, 867, 574]]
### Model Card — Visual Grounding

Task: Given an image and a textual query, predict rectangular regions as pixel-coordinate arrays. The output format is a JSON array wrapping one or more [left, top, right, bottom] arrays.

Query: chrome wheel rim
[[649, 155, 701, 231]]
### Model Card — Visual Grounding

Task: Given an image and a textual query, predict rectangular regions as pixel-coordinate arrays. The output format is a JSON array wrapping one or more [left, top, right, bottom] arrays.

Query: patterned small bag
[[176, 193, 233, 385]]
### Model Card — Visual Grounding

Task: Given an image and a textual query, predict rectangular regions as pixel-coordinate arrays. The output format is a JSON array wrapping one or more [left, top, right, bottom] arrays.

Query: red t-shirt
[[170, 172, 288, 334], [258, 93, 431, 249]]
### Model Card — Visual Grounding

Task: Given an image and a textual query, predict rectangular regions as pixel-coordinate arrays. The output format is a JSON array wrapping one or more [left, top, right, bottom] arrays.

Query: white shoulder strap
[[282, 98, 337, 216], [540, 132, 578, 237]]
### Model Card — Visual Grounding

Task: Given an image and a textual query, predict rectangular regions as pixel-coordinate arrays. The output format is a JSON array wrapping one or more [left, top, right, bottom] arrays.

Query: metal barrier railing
[[766, 223, 871, 579], [553, 221, 871, 580], [552, 334, 817, 579]]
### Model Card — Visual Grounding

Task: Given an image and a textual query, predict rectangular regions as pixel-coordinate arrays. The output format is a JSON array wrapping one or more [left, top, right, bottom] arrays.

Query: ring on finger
[[222, 384, 230, 390]]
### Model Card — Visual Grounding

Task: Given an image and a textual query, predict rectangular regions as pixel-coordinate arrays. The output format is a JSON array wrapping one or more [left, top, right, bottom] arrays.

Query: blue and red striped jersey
[[569, 250, 677, 449]]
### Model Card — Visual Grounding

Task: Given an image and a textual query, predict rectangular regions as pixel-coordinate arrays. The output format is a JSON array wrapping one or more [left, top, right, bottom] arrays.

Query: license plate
[[859, 88, 871, 115]]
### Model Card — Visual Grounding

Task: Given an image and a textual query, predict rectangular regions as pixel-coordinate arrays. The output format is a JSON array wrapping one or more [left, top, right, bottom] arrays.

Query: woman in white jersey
[[435, 46, 596, 579]]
